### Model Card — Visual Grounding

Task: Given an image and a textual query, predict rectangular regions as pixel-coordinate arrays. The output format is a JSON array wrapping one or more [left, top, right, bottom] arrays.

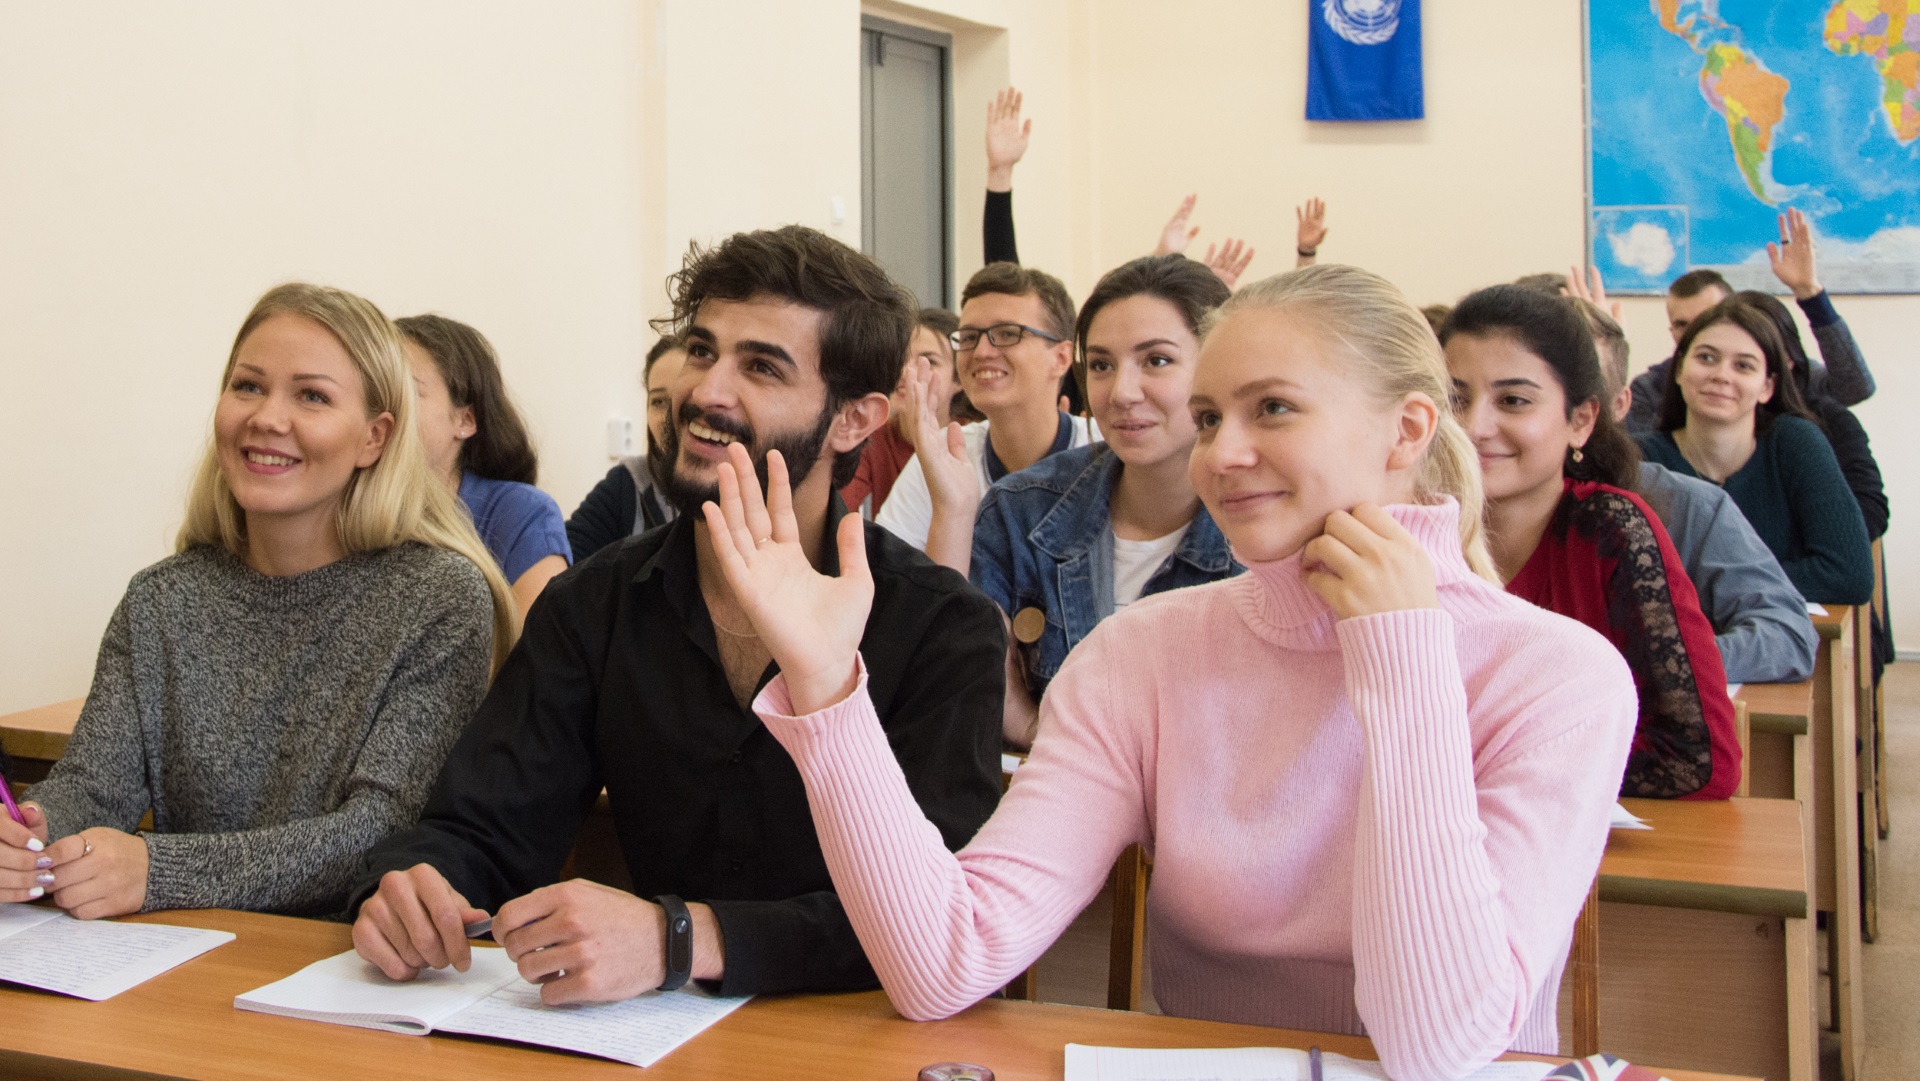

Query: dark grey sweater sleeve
[[138, 591, 492, 915], [1800, 292, 1875, 405], [28, 601, 157, 837]]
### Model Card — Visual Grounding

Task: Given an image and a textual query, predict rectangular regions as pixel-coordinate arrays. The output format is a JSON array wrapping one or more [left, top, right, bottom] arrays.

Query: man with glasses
[[877, 263, 1098, 571]]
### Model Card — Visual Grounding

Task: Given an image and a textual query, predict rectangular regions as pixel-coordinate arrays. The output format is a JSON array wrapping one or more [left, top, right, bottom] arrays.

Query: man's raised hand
[[1767, 208, 1822, 300], [985, 88, 1031, 192]]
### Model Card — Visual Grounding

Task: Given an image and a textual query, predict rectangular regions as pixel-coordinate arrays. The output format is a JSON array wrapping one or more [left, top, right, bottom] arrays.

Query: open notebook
[[235, 948, 749, 1068], [1065, 1044, 1556, 1080], [0, 903, 234, 1000]]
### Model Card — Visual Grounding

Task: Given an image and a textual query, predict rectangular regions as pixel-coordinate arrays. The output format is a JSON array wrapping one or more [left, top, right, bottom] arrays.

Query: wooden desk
[[1596, 797, 1814, 1081], [1808, 606, 1863, 1080], [0, 697, 82, 768], [0, 910, 1752, 1081]]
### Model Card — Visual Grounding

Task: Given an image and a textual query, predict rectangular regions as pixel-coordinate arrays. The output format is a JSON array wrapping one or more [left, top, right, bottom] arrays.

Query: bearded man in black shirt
[[350, 226, 1005, 1003]]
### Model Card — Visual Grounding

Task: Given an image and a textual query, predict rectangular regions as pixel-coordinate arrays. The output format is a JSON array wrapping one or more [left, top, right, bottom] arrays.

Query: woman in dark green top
[[1637, 297, 1872, 605]]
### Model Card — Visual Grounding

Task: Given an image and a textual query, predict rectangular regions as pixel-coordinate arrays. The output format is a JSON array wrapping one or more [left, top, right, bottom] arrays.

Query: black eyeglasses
[[950, 323, 1065, 351]]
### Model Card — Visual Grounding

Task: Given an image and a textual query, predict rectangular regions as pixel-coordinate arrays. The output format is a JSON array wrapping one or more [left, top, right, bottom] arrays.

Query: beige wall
[[0, 2, 1911, 714]]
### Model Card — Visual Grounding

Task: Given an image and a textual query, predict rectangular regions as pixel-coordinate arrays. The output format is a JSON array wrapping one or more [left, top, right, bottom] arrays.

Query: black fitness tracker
[[656, 893, 693, 991]]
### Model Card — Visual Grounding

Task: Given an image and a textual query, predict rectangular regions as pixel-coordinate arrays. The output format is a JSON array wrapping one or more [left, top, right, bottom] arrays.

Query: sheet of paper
[[439, 979, 751, 1068], [1064, 1045, 1551, 1081], [0, 914, 234, 1000], [1609, 802, 1652, 831], [235, 946, 520, 1035], [1725, 683, 1743, 699], [0, 902, 65, 941], [1002, 752, 1023, 774], [1807, 603, 1829, 616]]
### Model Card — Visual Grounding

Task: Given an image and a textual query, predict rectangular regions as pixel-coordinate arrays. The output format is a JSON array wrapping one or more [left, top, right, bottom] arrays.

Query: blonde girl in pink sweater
[[698, 265, 1638, 1081]]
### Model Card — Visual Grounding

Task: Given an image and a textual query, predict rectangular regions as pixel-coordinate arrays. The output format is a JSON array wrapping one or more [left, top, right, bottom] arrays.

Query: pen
[[1308, 1045, 1323, 1081], [463, 917, 492, 939], [0, 772, 26, 828]]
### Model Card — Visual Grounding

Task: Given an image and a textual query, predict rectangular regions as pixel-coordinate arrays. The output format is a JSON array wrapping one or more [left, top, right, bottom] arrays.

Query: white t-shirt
[[876, 415, 1099, 550], [1112, 525, 1190, 608]]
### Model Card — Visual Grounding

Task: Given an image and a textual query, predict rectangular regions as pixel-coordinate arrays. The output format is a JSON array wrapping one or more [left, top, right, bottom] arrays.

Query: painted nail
[[36, 856, 52, 869], [36, 872, 55, 886], [26, 837, 43, 853], [27, 886, 43, 899]]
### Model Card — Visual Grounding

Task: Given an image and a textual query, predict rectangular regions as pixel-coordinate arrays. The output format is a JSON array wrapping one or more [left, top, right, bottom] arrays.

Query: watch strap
[[656, 893, 693, 991]]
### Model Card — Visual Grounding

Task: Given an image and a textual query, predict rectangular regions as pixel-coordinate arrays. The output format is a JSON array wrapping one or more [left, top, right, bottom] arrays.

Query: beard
[[659, 399, 835, 517]]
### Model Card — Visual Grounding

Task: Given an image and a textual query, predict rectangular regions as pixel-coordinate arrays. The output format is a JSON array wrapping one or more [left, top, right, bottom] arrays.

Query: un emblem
[[1322, 0, 1400, 46]]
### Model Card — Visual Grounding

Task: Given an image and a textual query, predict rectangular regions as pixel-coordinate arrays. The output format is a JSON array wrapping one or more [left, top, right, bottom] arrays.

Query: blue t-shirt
[[458, 473, 572, 583]]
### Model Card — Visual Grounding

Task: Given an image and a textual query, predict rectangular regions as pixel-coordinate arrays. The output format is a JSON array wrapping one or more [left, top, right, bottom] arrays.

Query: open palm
[[702, 443, 872, 715]]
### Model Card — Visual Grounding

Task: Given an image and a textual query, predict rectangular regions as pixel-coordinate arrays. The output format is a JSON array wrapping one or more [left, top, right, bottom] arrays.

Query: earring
[[1571, 447, 1585, 464]]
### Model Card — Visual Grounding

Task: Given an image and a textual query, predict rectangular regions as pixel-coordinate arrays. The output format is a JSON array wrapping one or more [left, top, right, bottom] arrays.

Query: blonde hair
[[178, 283, 519, 671], [1204, 264, 1497, 582]]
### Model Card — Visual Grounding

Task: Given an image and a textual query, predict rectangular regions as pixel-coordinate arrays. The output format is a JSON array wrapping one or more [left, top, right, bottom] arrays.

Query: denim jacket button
[[1011, 607, 1047, 644]]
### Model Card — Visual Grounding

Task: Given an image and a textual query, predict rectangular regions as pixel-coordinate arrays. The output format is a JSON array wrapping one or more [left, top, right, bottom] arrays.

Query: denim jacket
[[970, 444, 1240, 698]]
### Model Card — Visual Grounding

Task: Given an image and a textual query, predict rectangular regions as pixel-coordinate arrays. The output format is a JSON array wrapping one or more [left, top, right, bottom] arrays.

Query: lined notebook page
[[1064, 1045, 1553, 1081], [438, 979, 750, 1068], [0, 909, 234, 1001], [236, 947, 520, 1034]]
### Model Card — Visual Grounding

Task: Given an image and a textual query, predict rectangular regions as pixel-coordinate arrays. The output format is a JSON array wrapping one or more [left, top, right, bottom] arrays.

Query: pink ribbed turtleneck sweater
[[757, 501, 1636, 1081]]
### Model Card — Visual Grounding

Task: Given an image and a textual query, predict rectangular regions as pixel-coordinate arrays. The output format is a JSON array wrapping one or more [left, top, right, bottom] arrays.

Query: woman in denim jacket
[[970, 255, 1241, 747]]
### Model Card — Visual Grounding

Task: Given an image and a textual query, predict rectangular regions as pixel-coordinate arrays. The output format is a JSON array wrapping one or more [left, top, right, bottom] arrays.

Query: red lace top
[[1507, 479, 1742, 800]]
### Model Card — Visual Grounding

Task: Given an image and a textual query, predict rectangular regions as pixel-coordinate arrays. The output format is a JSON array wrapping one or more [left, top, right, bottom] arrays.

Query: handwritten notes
[[0, 905, 234, 1000]]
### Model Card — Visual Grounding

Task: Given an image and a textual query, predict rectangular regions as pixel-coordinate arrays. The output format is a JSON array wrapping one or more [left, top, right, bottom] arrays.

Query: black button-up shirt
[[353, 501, 1005, 996]]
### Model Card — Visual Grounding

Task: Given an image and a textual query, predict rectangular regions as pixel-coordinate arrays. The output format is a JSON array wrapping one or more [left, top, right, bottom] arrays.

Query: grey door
[[860, 16, 951, 310]]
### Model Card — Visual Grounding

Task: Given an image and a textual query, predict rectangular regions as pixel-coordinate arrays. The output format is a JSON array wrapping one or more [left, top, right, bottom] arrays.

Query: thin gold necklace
[[710, 612, 760, 638]]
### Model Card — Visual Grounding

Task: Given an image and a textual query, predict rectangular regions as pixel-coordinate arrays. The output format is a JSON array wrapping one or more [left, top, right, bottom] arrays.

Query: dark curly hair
[[652, 226, 915, 488]]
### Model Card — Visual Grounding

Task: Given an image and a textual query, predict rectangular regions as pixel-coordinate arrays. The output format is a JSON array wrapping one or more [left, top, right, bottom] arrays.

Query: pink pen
[[0, 772, 26, 828]]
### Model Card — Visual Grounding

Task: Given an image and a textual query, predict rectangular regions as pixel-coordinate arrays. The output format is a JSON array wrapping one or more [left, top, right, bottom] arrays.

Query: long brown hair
[[396, 314, 540, 485], [1658, 297, 1817, 435]]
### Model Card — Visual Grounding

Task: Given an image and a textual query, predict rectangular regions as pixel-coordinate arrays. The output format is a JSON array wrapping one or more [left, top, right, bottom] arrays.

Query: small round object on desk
[[1010, 607, 1046, 644], [919, 1064, 994, 1081]]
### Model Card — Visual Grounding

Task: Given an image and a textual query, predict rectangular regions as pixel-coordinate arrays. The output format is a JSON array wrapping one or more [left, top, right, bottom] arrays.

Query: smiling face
[[214, 313, 393, 537], [402, 338, 472, 482], [661, 296, 864, 512], [1675, 320, 1775, 427], [953, 291, 1072, 416], [1086, 294, 1201, 470], [892, 325, 956, 423], [1187, 306, 1422, 563], [1443, 331, 1596, 505], [1666, 285, 1730, 343]]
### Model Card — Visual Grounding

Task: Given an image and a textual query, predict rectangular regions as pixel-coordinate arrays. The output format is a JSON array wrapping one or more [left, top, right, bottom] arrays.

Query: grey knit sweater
[[29, 542, 493, 918]]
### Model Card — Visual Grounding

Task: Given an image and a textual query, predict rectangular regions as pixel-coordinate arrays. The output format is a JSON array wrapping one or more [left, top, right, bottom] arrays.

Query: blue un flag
[[1306, 0, 1423, 121]]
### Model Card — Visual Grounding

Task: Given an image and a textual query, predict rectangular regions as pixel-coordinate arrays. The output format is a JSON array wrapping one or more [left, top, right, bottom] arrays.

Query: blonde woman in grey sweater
[[0, 284, 513, 919]]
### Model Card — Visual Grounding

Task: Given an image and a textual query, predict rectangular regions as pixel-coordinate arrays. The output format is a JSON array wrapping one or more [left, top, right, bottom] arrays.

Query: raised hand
[[902, 356, 982, 516], [1564, 264, 1624, 322], [702, 442, 873, 715], [1154, 194, 1201, 256], [1203, 238, 1256, 290], [1296, 197, 1329, 264], [1301, 503, 1438, 620], [985, 88, 1031, 192], [1766, 208, 1822, 300]]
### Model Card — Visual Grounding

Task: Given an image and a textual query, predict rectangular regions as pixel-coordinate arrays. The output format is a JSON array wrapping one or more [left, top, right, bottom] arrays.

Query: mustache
[[677, 401, 754, 445]]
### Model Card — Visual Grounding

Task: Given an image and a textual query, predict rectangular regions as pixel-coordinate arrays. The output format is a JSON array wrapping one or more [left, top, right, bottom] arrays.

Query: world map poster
[[1588, 1, 1920, 294]]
